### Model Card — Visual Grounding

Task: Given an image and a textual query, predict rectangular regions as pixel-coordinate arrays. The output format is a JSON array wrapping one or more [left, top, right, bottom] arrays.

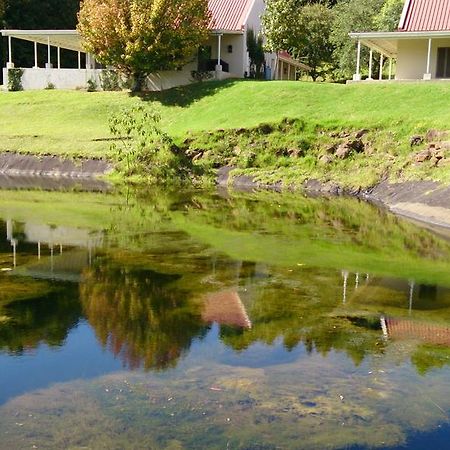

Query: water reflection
[[1, 188, 450, 448]]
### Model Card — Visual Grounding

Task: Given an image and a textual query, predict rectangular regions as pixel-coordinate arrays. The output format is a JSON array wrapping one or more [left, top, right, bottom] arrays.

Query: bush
[[100, 69, 122, 91], [109, 105, 192, 183], [45, 82, 56, 90], [191, 70, 213, 82], [7, 68, 24, 91], [86, 78, 98, 92]]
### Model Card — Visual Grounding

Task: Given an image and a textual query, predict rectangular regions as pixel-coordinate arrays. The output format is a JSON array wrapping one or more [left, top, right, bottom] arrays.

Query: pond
[[1, 186, 450, 449]]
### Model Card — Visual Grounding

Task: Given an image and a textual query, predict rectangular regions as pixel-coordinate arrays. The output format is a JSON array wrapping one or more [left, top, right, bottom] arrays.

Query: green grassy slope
[[1, 80, 450, 157]]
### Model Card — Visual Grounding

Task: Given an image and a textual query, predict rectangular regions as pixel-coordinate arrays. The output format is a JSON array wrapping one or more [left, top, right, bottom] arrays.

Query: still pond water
[[1, 186, 450, 449]]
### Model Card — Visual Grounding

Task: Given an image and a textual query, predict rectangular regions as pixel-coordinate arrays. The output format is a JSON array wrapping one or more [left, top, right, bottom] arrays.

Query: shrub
[[45, 82, 56, 90], [191, 70, 213, 82], [86, 78, 98, 92], [109, 105, 192, 183], [99, 69, 121, 91], [7, 68, 24, 91]]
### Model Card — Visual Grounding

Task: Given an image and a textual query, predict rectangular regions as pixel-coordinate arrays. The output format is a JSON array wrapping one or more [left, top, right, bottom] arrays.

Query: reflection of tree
[[80, 263, 208, 370], [0, 284, 81, 354]]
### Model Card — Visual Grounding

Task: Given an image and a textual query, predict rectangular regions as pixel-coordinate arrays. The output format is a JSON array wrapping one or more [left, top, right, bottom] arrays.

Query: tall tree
[[77, 0, 211, 90], [330, 0, 384, 80], [374, 0, 404, 31], [296, 3, 334, 81]]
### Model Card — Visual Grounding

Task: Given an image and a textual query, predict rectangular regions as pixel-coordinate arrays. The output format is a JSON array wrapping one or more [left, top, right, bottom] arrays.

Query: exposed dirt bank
[[218, 167, 450, 229]]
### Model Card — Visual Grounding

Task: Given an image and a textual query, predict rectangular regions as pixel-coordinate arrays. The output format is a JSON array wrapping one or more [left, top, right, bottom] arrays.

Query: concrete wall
[[2, 67, 103, 90], [397, 38, 450, 80]]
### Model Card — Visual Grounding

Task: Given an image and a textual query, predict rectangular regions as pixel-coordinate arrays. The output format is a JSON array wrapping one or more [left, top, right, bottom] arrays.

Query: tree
[[296, 3, 334, 81], [330, 0, 384, 80], [77, 0, 211, 90], [246, 28, 265, 78], [374, 0, 404, 31], [262, 0, 334, 81]]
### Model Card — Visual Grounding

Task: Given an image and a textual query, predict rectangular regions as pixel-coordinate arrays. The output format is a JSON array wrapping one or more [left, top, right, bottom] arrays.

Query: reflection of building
[[202, 290, 252, 329], [382, 316, 450, 346], [4, 219, 103, 278]]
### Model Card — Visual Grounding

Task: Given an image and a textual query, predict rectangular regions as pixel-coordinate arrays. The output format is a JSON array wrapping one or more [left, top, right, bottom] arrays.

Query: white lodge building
[[1, 0, 309, 91], [350, 0, 450, 81]]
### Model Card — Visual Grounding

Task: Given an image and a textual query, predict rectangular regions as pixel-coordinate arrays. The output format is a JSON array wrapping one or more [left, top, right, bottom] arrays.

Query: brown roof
[[399, 0, 450, 32], [202, 290, 252, 328], [384, 317, 450, 346], [208, 0, 253, 31]]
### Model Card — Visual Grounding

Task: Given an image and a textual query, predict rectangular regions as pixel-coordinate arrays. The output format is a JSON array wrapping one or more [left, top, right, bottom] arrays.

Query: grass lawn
[[1, 80, 450, 157]]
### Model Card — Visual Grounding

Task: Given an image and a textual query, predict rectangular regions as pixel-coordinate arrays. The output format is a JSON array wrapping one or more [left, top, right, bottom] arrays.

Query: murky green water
[[1, 186, 450, 449]]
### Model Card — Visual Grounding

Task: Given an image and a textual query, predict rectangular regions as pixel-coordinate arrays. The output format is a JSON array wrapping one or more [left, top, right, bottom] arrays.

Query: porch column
[[368, 49, 373, 80], [6, 36, 14, 68], [288, 63, 291, 80], [379, 54, 384, 80], [388, 58, 393, 80], [280, 60, 283, 80], [424, 38, 432, 80], [215, 34, 222, 72], [34, 41, 38, 68], [353, 40, 361, 81], [57, 47, 61, 69], [46, 36, 53, 69], [78, 51, 81, 70]]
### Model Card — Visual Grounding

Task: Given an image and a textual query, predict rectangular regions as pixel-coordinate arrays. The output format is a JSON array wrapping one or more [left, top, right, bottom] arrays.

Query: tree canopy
[[77, 0, 211, 88]]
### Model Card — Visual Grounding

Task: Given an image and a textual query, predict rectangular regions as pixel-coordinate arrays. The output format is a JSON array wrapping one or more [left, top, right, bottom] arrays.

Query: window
[[227, 45, 233, 53], [436, 47, 450, 78]]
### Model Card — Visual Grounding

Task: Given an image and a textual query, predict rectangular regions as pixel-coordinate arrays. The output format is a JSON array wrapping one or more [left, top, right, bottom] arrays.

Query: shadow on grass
[[129, 79, 240, 107]]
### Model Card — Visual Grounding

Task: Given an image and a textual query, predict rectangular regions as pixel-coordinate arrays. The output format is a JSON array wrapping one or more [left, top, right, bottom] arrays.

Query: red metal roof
[[399, 0, 450, 31], [208, 0, 253, 31]]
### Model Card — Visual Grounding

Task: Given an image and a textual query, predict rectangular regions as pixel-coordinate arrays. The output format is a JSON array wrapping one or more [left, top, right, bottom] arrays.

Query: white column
[[379, 54, 384, 80], [288, 64, 291, 80], [7, 36, 14, 68], [353, 40, 361, 81], [280, 60, 284, 80], [424, 38, 432, 79], [217, 34, 222, 66], [46, 36, 52, 69], [34, 41, 38, 68], [388, 58, 392, 80], [78, 51, 81, 70], [368, 49, 373, 80], [57, 47, 61, 69]]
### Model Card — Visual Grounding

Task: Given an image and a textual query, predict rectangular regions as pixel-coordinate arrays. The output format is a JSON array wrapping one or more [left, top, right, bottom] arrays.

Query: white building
[[350, 0, 450, 81], [1, 0, 309, 91]]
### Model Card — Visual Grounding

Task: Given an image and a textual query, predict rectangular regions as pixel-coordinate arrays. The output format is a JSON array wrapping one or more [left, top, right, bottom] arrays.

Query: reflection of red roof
[[385, 317, 450, 346], [202, 290, 252, 328], [208, 0, 253, 31], [399, 0, 450, 32]]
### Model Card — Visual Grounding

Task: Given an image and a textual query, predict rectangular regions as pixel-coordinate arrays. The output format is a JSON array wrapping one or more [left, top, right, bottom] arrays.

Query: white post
[[288, 63, 291, 80], [280, 60, 284, 80], [353, 40, 361, 81], [368, 49, 373, 80], [424, 38, 432, 79], [57, 47, 61, 69], [46, 36, 52, 69], [379, 54, 384, 80], [388, 58, 392, 80], [217, 34, 221, 66], [215, 34, 222, 77], [78, 51, 81, 70], [6, 36, 14, 68], [34, 41, 38, 68]]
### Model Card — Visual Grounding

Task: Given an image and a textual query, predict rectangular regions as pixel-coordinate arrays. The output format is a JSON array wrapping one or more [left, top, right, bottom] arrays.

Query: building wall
[[397, 38, 450, 79], [207, 34, 246, 77]]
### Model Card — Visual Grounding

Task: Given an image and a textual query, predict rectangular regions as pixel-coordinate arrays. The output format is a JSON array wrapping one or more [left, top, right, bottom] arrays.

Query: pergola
[[1, 29, 88, 69], [349, 30, 450, 81]]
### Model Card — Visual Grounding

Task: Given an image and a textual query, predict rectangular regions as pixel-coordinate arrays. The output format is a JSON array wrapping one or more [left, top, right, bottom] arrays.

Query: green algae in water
[[1, 188, 450, 448]]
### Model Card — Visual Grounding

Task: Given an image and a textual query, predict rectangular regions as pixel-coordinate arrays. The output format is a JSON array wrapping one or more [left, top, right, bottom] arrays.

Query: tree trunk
[[131, 72, 145, 92]]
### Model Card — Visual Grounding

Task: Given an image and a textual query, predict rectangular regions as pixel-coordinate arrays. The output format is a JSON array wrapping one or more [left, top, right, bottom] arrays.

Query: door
[[436, 47, 450, 78]]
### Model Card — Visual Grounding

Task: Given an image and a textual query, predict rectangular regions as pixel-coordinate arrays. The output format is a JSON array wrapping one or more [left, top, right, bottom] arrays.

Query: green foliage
[[45, 82, 56, 90], [77, 0, 211, 90], [246, 28, 265, 79], [374, 0, 405, 31], [99, 69, 122, 91], [7, 68, 24, 91], [86, 77, 97, 92], [109, 105, 191, 183], [296, 3, 335, 81], [330, 0, 385, 79], [190, 70, 213, 82]]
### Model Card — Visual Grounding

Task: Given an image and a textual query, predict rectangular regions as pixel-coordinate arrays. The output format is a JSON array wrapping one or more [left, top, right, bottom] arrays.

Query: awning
[[349, 30, 450, 58], [1, 29, 82, 52], [278, 51, 311, 72]]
